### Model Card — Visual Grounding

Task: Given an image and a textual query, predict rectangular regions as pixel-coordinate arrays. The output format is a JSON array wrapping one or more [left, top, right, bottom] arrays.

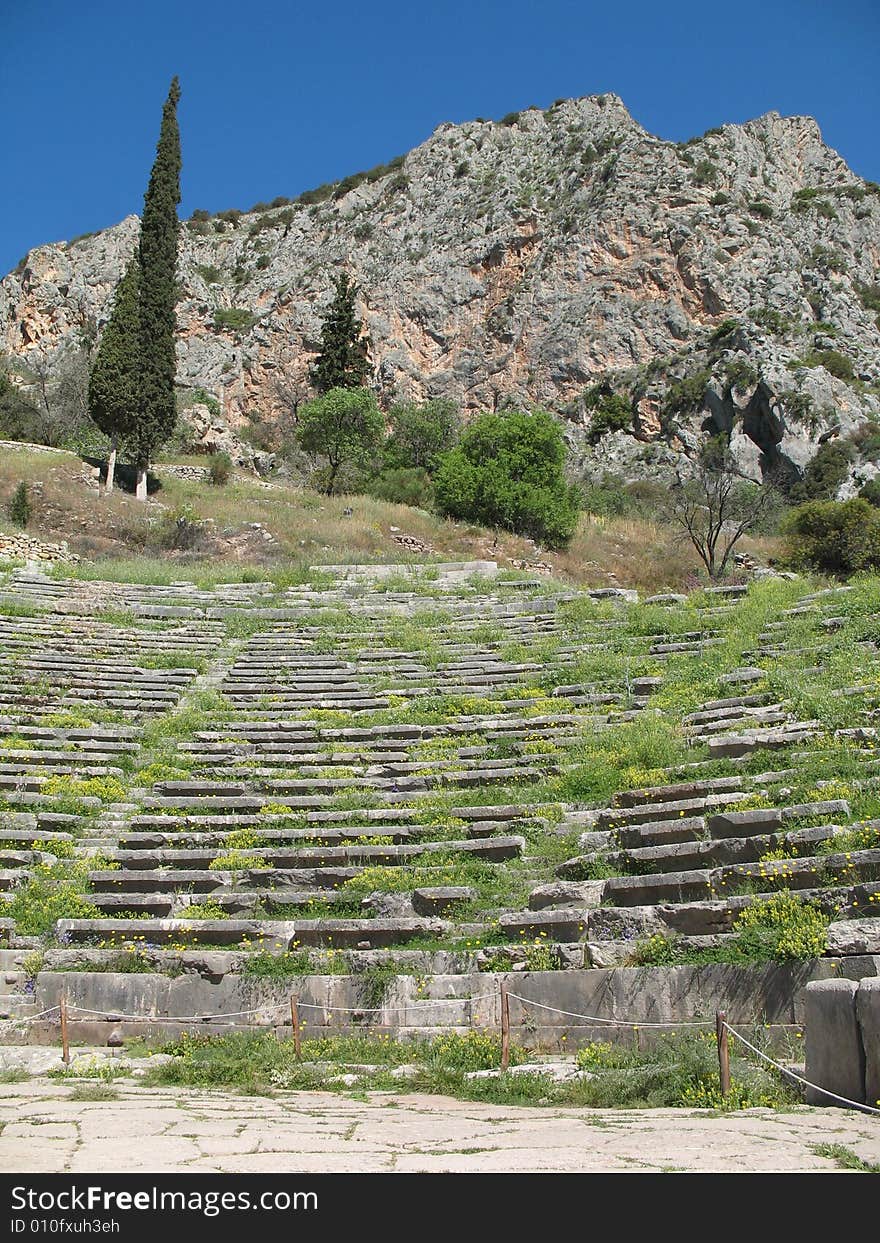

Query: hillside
[[3, 94, 880, 490], [1, 441, 773, 594]]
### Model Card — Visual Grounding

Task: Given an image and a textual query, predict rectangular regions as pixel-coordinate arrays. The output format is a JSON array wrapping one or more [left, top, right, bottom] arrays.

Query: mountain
[[2, 93, 880, 488]]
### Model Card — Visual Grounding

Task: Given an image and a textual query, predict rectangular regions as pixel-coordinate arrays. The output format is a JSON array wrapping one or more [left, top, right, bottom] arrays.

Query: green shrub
[[725, 358, 758, 390], [207, 452, 232, 486], [433, 409, 581, 548], [580, 473, 635, 517], [583, 388, 632, 443], [693, 159, 717, 186], [9, 861, 101, 935], [383, 398, 461, 471], [788, 441, 852, 503], [859, 478, 880, 507], [187, 387, 221, 417], [212, 307, 256, 334], [782, 498, 880, 576], [708, 318, 740, 347], [748, 199, 774, 219], [8, 481, 31, 527], [366, 466, 433, 507], [800, 349, 854, 382], [662, 368, 711, 422], [0, 371, 49, 444]]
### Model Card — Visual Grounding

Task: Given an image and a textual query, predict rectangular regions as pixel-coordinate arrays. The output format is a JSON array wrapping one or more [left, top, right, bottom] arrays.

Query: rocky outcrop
[[2, 95, 880, 484]]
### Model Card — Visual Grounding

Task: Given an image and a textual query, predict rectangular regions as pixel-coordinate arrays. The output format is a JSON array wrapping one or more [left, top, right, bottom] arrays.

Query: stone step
[[54, 915, 447, 949]]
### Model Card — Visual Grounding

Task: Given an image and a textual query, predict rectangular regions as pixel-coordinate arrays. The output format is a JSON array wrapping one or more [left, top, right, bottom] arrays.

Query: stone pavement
[[1, 1081, 878, 1173]]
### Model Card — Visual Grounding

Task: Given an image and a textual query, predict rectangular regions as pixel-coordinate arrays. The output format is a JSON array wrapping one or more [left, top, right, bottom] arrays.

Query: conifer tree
[[309, 272, 371, 393], [87, 258, 140, 492], [133, 76, 182, 498]]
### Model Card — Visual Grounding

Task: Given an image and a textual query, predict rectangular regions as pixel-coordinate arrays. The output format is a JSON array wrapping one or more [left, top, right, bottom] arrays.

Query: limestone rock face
[[3, 95, 880, 482]]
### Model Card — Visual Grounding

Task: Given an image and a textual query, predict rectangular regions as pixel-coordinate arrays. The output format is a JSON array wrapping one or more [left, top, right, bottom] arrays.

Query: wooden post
[[60, 993, 70, 1065], [500, 982, 510, 1073], [716, 1010, 730, 1098], [290, 996, 302, 1060]]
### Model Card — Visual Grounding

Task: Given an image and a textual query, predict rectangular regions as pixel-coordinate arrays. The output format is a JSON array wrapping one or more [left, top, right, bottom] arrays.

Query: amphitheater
[[0, 554, 877, 1057]]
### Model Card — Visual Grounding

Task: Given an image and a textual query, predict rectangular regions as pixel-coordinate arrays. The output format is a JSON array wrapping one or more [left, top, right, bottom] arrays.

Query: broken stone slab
[[707, 808, 784, 838], [708, 728, 818, 758], [498, 908, 588, 941], [466, 1061, 588, 1083], [718, 668, 768, 685], [598, 793, 745, 828], [528, 880, 605, 911], [803, 979, 866, 1107], [613, 815, 707, 849], [826, 919, 880, 956]]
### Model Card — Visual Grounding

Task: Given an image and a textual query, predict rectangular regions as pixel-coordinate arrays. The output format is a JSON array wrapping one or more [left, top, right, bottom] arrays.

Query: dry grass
[[0, 445, 782, 592]]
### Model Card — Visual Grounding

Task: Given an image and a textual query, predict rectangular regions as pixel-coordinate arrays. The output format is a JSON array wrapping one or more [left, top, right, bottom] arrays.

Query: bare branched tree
[[667, 438, 773, 580]]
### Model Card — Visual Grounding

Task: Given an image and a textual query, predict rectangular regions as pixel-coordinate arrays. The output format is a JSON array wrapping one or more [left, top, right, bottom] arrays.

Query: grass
[[0, 439, 781, 592], [812, 1143, 880, 1172], [68, 1082, 121, 1101], [138, 1029, 797, 1109]]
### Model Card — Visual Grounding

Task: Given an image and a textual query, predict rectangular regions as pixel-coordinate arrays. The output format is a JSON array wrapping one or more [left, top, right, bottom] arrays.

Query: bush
[[800, 349, 854, 381], [433, 408, 581, 548], [748, 199, 774, 219], [859, 478, 880, 507], [788, 441, 852, 503], [9, 861, 101, 935], [0, 370, 49, 444], [8, 481, 31, 527], [782, 498, 880, 576], [207, 452, 232, 486], [384, 398, 461, 471], [662, 368, 711, 422], [211, 307, 256, 334], [584, 388, 632, 443], [365, 466, 433, 507]]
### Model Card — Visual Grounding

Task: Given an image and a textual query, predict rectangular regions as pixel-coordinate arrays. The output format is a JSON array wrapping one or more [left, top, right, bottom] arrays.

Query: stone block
[[826, 919, 880, 957], [856, 977, 880, 1109], [803, 979, 865, 1106]]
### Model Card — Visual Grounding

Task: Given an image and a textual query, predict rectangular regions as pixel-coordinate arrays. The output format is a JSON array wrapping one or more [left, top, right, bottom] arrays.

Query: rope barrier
[[9, 996, 880, 1114], [57, 992, 501, 1023], [506, 992, 714, 1029], [722, 1021, 880, 1117], [3, 1005, 60, 1024]]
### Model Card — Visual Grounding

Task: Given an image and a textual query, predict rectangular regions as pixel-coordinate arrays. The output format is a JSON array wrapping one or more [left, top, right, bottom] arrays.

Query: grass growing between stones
[[811, 1143, 880, 1172], [139, 1028, 797, 1110]]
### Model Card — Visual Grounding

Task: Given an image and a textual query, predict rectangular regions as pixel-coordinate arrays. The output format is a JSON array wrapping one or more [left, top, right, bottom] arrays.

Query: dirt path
[[1, 1082, 879, 1173]]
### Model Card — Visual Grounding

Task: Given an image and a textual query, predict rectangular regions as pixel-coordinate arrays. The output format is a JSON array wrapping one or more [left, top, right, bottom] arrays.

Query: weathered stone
[[826, 920, 880, 956], [856, 977, 880, 1109], [528, 880, 605, 911], [411, 887, 475, 916], [803, 979, 865, 1107]]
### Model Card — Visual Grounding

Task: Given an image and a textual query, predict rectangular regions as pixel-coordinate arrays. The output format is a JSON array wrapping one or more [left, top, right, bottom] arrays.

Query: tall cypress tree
[[133, 76, 182, 498], [87, 258, 140, 492], [309, 272, 371, 393]]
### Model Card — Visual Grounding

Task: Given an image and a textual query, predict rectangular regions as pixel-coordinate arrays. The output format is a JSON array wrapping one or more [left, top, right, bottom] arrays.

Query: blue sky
[[1, 0, 877, 276]]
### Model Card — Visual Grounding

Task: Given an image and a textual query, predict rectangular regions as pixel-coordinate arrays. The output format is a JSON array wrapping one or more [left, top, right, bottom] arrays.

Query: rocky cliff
[[3, 94, 880, 487]]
